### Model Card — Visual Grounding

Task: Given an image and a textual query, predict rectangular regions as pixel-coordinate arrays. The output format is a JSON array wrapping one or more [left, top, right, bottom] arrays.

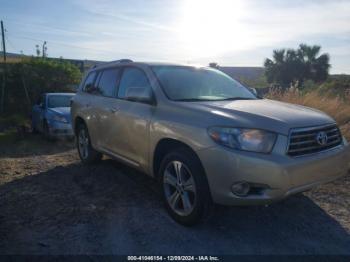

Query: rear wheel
[[76, 123, 102, 164], [159, 147, 212, 226], [43, 121, 52, 140]]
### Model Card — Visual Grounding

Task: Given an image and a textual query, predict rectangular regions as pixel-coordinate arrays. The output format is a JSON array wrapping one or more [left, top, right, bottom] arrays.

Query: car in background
[[32, 93, 75, 139]]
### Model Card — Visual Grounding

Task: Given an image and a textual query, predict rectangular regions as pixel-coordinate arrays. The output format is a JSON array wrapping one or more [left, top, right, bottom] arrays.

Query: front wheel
[[159, 148, 212, 226], [43, 121, 52, 140], [76, 123, 102, 164], [31, 122, 38, 134]]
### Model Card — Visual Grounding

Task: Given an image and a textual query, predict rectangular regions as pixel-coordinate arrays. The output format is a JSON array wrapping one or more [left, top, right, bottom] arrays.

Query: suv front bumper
[[197, 143, 350, 206]]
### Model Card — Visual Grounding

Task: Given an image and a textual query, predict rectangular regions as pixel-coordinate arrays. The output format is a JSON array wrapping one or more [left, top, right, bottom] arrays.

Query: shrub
[[0, 57, 82, 115]]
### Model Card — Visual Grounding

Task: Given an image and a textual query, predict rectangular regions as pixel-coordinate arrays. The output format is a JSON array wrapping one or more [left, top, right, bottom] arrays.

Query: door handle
[[109, 107, 119, 113]]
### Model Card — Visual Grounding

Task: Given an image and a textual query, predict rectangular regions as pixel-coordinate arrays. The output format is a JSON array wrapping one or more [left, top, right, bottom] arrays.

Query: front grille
[[287, 124, 343, 157]]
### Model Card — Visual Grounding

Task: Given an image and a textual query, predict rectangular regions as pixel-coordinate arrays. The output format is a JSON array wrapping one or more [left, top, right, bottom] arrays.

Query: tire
[[32, 123, 38, 134], [43, 121, 52, 140], [76, 123, 102, 164], [159, 147, 212, 226]]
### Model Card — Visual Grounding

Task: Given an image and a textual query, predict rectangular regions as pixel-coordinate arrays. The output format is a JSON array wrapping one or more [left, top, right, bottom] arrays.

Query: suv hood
[[183, 99, 335, 135]]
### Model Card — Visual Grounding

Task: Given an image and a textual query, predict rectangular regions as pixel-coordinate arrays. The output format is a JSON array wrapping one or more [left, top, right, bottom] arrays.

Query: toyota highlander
[[71, 60, 349, 225]]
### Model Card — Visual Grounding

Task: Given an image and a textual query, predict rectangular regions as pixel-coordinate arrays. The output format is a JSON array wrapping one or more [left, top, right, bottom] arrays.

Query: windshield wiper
[[173, 98, 215, 102], [173, 97, 259, 102], [217, 97, 257, 101]]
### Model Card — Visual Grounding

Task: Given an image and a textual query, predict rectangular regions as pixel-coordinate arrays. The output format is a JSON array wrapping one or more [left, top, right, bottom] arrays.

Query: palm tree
[[264, 44, 330, 88], [264, 49, 285, 85], [264, 49, 302, 87], [298, 44, 330, 83]]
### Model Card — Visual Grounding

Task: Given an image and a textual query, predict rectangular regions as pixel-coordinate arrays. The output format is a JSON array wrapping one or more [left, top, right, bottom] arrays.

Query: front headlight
[[208, 127, 277, 153], [52, 115, 68, 123]]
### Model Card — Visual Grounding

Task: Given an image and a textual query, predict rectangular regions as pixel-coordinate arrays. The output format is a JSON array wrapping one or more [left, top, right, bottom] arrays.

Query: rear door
[[75, 71, 100, 144], [91, 67, 122, 150]]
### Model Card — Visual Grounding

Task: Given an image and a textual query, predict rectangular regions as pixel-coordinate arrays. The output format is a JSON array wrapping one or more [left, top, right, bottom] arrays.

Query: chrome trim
[[288, 144, 344, 158], [288, 123, 337, 133], [99, 147, 140, 167], [288, 139, 341, 153], [286, 123, 343, 157]]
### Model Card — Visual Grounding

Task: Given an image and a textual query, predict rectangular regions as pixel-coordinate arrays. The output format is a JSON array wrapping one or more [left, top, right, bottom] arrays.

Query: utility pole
[[1, 20, 6, 114], [42, 41, 47, 58]]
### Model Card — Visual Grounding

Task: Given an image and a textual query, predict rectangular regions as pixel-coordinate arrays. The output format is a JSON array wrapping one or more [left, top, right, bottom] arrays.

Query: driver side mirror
[[249, 87, 258, 96], [125, 87, 155, 105]]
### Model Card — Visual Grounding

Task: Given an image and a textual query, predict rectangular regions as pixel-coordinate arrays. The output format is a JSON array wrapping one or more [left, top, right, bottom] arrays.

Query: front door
[[104, 66, 155, 169], [77, 71, 100, 145]]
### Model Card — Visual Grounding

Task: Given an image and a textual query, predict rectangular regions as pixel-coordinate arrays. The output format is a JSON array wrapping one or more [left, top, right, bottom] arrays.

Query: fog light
[[231, 182, 250, 197]]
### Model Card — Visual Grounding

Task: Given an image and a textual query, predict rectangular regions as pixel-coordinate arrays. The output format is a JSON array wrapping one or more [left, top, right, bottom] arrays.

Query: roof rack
[[92, 59, 133, 68], [114, 59, 133, 63]]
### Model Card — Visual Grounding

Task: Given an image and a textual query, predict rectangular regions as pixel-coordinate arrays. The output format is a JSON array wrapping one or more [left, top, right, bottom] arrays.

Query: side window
[[83, 72, 97, 93], [118, 68, 152, 101], [97, 68, 120, 97]]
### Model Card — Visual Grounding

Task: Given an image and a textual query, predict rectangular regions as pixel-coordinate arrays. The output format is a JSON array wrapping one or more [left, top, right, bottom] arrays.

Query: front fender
[[149, 119, 216, 176]]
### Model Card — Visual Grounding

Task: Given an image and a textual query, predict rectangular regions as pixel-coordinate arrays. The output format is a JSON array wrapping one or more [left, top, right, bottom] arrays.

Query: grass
[[0, 114, 29, 128], [0, 132, 74, 157], [266, 88, 350, 140], [0, 114, 74, 157], [0, 129, 18, 144], [0, 113, 28, 144]]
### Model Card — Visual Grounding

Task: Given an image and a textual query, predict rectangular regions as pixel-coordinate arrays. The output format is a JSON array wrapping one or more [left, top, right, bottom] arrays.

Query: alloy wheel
[[163, 160, 197, 216], [78, 128, 89, 159]]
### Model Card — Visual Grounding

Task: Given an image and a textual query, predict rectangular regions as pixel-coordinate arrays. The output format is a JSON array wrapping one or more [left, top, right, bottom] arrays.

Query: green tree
[[264, 44, 330, 88], [2, 57, 82, 114], [298, 44, 330, 83]]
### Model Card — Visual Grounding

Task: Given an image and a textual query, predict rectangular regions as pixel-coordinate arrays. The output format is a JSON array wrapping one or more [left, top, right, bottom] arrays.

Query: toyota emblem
[[316, 131, 328, 146]]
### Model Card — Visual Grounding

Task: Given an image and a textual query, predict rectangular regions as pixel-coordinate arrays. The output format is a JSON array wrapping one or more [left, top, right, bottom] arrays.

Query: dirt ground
[[0, 135, 349, 255]]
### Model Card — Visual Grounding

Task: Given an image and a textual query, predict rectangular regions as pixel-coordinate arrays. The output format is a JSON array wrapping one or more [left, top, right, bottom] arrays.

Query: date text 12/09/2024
[[127, 256, 220, 261]]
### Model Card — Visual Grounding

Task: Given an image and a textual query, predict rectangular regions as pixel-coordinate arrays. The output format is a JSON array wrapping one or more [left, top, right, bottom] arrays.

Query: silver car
[[71, 60, 350, 225]]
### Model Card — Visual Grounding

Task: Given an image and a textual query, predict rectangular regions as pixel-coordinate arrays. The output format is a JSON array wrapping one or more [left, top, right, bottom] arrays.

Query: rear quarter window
[[82, 71, 97, 93]]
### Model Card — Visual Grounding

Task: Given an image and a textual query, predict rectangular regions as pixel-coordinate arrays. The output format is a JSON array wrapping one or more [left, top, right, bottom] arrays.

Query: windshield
[[152, 66, 257, 101], [47, 95, 73, 108]]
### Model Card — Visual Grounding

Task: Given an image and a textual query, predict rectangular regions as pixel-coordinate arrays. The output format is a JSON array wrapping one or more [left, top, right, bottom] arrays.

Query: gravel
[[0, 140, 349, 255]]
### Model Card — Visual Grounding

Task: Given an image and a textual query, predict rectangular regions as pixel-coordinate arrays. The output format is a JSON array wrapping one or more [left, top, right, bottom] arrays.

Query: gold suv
[[71, 60, 350, 225]]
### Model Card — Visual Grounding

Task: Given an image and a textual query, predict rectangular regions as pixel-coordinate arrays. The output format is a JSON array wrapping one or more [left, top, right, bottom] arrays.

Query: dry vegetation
[[267, 88, 350, 140]]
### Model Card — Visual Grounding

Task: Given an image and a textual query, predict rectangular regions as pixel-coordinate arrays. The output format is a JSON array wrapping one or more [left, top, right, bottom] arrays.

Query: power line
[[5, 19, 93, 38], [5, 35, 16, 51], [7, 33, 130, 56], [3, 21, 172, 61], [6, 33, 151, 59]]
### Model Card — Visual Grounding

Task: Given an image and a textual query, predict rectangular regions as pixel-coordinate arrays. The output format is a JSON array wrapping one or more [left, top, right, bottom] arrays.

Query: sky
[[1, 0, 350, 73]]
